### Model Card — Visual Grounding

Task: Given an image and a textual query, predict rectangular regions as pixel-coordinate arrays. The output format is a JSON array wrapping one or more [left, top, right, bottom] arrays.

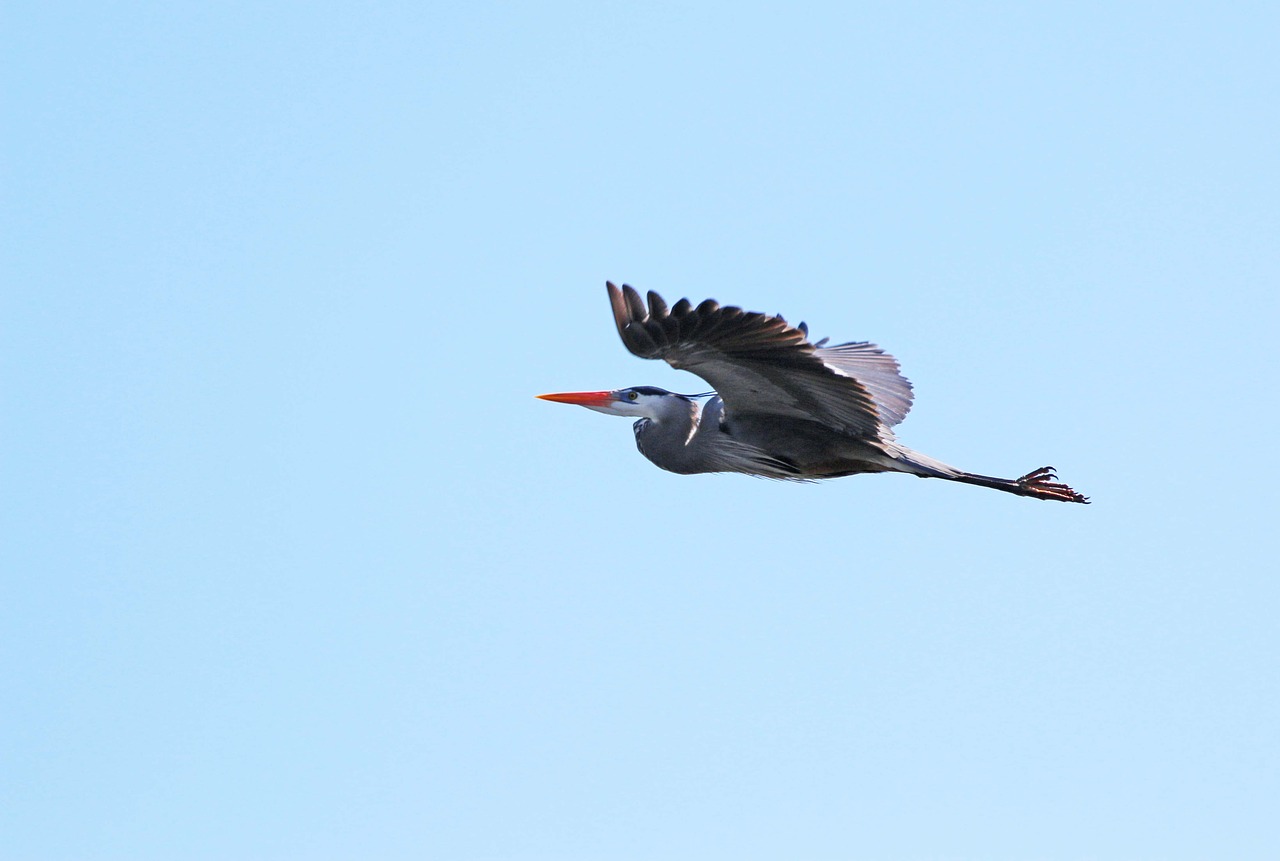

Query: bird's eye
[[627, 391, 639, 401]]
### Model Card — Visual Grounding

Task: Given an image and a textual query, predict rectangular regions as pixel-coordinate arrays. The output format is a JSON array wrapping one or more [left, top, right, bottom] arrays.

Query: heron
[[538, 283, 1088, 503]]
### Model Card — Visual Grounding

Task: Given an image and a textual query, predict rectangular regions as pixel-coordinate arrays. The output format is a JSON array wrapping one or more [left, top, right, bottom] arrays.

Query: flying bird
[[538, 283, 1087, 503]]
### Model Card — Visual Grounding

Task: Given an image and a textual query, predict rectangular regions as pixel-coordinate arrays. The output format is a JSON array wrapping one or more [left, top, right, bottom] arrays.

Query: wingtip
[[621, 283, 647, 320], [607, 280, 633, 340]]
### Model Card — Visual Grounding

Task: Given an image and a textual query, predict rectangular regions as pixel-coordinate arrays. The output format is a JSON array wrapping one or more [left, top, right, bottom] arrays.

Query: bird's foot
[[1016, 466, 1090, 504]]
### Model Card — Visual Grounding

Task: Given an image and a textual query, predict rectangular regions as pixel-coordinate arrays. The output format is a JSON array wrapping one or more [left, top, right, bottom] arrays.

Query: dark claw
[[1014, 466, 1089, 503]]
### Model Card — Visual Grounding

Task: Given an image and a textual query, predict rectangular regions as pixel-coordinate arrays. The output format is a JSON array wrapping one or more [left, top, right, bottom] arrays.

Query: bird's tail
[[889, 447, 1089, 504]]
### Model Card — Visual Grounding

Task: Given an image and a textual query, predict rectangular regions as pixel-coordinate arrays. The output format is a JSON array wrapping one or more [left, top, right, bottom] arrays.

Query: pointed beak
[[536, 390, 616, 407]]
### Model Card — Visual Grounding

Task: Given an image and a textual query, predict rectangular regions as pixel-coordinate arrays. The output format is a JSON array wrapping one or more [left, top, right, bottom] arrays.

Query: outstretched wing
[[813, 340, 914, 428], [607, 282, 914, 437]]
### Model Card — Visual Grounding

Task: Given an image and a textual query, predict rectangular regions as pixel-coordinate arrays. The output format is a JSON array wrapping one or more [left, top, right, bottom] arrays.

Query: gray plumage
[[538, 282, 1087, 503]]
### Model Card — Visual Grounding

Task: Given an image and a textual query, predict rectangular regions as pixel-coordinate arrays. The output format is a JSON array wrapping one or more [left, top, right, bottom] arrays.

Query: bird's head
[[536, 386, 698, 420]]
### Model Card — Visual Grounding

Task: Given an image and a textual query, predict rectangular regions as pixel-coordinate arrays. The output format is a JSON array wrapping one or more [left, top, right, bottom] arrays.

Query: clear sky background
[[4, 3, 1278, 860]]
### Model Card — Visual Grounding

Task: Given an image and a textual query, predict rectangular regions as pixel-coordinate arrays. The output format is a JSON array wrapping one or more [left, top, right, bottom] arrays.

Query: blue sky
[[3, 3, 1278, 859]]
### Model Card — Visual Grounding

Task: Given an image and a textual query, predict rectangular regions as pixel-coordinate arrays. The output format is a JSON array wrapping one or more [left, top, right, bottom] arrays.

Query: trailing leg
[[942, 465, 1088, 503], [889, 446, 1089, 503]]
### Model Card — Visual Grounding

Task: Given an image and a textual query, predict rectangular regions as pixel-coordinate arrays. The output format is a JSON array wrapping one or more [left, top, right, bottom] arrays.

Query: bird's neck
[[632, 399, 705, 474]]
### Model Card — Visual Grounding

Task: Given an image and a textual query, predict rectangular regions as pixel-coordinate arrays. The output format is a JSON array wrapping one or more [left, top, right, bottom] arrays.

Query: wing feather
[[606, 282, 911, 436], [815, 341, 914, 427]]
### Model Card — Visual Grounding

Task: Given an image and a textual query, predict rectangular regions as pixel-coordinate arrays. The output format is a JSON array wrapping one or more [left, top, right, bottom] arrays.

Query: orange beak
[[536, 390, 616, 406]]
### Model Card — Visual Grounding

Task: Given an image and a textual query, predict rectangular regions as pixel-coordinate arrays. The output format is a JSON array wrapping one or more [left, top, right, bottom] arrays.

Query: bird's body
[[539, 283, 1087, 503]]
